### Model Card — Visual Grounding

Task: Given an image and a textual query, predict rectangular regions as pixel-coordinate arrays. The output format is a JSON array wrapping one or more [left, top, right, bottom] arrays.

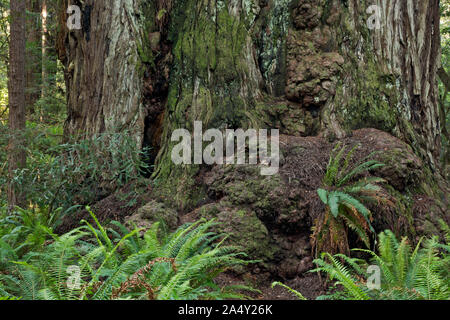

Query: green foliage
[[312, 252, 370, 300], [0, 206, 58, 257], [271, 282, 307, 300], [312, 143, 390, 256], [357, 231, 450, 300], [311, 230, 450, 300], [32, 59, 67, 124], [0, 208, 254, 300], [1, 129, 150, 215]]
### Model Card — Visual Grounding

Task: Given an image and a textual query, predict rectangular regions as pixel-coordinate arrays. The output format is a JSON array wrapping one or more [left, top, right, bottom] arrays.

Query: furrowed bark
[[25, 0, 42, 114], [8, 0, 27, 209], [57, 0, 145, 146]]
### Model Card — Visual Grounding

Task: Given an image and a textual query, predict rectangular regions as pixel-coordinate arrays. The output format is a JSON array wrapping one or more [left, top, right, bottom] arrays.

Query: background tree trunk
[[41, 0, 47, 101], [25, 0, 41, 114], [8, 0, 27, 208], [57, 0, 145, 144], [316, 0, 442, 170]]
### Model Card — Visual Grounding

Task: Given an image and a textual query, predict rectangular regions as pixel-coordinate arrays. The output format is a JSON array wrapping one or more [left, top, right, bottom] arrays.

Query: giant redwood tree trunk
[[57, 0, 444, 209], [56, 0, 449, 275], [57, 0, 442, 165]]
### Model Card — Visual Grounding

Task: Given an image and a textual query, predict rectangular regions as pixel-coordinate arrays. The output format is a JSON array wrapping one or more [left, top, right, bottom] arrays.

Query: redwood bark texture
[[8, 0, 27, 208], [25, 0, 42, 113], [57, 0, 443, 171], [57, 0, 145, 144]]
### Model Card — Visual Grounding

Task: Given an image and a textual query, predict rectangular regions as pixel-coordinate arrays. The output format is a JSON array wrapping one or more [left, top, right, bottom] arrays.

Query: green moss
[[199, 205, 277, 261], [210, 165, 292, 220], [383, 185, 416, 238], [251, 99, 319, 136], [153, 0, 295, 212], [152, 158, 206, 212], [154, 0, 264, 194], [166, 0, 256, 130], [332, 55, 399, 133], [134, 1, 158, 74], [172, 2, 248, 82], [315, 1, 403, 135], [256, 0, 291, 94]]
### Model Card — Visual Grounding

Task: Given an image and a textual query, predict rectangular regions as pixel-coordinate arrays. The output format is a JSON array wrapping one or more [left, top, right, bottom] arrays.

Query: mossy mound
[[168, 128, 448, 280], [196, 203, 278, 262], [125, 200, 178, 231]]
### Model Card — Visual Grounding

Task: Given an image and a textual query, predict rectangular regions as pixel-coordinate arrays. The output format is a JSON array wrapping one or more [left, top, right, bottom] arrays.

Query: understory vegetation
[[276, 229, 449, 300], [0, 207, 254, 300], [1, 133, 448, 300], [312, 143, 390, 257], [0, 125, 259, 300], [275, 147, 450, 301]]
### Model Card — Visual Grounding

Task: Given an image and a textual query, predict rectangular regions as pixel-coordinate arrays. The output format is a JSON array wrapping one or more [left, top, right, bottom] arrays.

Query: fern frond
[[271, 282, 307, 300]]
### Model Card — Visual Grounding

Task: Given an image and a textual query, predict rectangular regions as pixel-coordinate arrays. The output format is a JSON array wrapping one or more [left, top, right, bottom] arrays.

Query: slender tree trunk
[[25, 0, 42, 114], [41, 0, 47, 105], [44, 0, 59, 99], [8, 0, 27, 209]]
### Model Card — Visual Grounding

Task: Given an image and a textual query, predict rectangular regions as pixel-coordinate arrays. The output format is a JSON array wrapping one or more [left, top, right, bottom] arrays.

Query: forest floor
[[56, 184, 327, 300], [214, 272, 325, 300]]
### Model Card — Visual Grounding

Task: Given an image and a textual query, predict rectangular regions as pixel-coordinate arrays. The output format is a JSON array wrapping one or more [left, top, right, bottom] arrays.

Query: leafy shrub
[[271, 282, 307, 300], [2, 129, 150, 213], [0, 206, 58, 259]]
